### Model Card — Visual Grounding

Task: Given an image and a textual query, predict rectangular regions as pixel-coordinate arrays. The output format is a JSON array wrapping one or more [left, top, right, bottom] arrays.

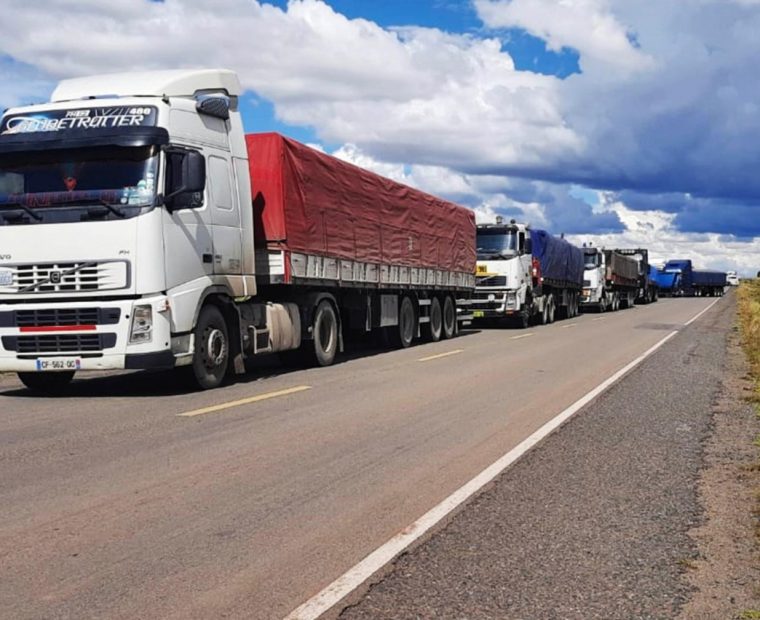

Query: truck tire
[[424, 297, 443, 342], [442, 295, 456, 339], [191, 305, 230, 390], [547, 296, 556, 323], [391, 296, 416, 349], [17, 371, 75, 395], [539, 301, 549, 325], [518, 308, 530, 328], [311, 300, 339, 366]]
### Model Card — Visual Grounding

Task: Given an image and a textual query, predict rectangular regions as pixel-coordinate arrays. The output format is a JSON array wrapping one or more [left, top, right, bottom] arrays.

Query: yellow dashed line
[[418, 349, 464, 362], [177, 385, 312, 417], [510, 333, 535, 340]]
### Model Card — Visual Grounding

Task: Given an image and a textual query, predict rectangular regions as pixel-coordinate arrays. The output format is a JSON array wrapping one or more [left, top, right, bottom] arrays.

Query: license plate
[[36, 358, 81, 371], [473, 310, 485, 318]]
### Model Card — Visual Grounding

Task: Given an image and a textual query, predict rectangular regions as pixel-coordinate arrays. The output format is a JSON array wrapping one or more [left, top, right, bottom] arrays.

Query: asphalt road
[[0, 296, 723, 619]]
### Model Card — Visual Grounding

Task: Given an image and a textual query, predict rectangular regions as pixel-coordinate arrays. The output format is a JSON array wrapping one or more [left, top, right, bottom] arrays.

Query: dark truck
[[615, 248, 659, 304]]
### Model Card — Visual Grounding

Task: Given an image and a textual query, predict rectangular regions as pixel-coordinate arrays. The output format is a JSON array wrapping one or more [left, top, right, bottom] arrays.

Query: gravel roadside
[[339, 296, 746, 619], [677, 324, 760, 618]]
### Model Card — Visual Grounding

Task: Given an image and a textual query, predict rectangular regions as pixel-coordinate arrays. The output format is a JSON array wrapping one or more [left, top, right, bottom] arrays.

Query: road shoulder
[[338, 297, 743, 619], [678, 326, 760, 619]]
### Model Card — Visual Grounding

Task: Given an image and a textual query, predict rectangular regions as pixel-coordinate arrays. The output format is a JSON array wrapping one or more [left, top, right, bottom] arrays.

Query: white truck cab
[[0, 70, 256, 391], [472, 219, 534, 324]]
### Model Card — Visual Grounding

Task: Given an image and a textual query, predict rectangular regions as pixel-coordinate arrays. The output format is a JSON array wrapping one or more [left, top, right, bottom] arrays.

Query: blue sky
[[0, 0, 759, 273]]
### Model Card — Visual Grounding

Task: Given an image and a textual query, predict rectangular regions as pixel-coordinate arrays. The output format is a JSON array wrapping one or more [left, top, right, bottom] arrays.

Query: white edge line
[[283, 324, 693, 620], [683, 297, 722, 326]]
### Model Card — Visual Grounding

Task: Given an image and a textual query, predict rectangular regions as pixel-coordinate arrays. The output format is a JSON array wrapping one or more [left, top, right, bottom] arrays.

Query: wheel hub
[[204, 328, 227, 368]]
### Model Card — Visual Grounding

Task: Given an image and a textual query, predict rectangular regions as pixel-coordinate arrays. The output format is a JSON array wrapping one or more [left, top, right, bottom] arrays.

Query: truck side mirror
[[195, 94, 231, 121], [164, 149, 206, 211], [524, 238, 532, 254]]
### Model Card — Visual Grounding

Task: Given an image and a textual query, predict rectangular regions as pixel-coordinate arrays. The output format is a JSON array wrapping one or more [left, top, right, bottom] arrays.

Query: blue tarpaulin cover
[[530, 229, 584, 287], [659, 259, 726, 290]]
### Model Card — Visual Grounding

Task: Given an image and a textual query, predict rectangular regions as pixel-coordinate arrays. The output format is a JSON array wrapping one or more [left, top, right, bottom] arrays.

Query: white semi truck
[[0, 69, 476, 393], [579, 246, 639, 312], [471, 220, 584, 328]]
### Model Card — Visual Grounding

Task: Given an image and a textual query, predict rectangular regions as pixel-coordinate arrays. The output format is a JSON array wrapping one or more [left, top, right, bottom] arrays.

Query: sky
[[1, 0, 759, 275]]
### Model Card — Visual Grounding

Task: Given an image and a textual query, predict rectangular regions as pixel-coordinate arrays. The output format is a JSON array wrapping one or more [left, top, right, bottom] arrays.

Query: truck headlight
[[505, 293, 517, 309], [130, 304, 153, 343]]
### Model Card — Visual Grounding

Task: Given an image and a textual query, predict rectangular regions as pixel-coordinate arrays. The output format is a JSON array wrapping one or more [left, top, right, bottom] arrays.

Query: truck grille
[[476, 276, 507, 287], [9, 307, 120, 328], [0, 261, 129, 294], [2, 333, 117, 353]]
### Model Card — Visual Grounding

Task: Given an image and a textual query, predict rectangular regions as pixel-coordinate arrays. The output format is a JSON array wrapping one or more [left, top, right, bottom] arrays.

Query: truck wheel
[[539, 302, 549, 325], [425, 297, 443, 342], [311, 300, 339, 366], [391, 296, 416, 349], [514, 308, 530, 329], [442, 295, 456, 339], [547, 296, 556, 323], [17, 371, 75, 395], [191, 305, 230, 390]]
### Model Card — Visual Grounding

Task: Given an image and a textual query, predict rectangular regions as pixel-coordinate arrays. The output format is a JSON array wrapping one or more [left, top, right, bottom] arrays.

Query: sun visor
[[0, 105, 169, 154]]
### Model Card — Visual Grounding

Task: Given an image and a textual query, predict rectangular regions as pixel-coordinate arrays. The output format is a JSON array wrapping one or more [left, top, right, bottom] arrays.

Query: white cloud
[[475, 0, 654, 72], [1, 0, 760, 263], [569, 196, 760, 276]]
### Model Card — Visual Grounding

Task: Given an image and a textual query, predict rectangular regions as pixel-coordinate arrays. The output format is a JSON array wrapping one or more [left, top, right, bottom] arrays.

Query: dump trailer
[[692, 269, 727, 296], [656, 260, 726, 297], [471, 220, 583, 328], [0, 69, 476, 393], [580, 246, 639, 311], [615, 248, 659, 304]]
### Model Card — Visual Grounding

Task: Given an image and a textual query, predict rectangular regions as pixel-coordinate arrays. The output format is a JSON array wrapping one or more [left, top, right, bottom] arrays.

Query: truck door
[[162, 147, 214, 290], [207, 154, 242, 276]]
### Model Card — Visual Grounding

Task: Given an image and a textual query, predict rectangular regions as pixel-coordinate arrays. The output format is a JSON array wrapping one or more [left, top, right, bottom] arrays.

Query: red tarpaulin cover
[[247, 133, 476, 274]]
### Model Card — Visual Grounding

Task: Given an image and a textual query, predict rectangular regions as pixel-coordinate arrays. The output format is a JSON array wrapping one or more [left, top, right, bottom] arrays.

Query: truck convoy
[[0, 69, 476, 393], [471, 219, 584, 327], [655, 260, 727, 297], [579, 245, 639, 311]]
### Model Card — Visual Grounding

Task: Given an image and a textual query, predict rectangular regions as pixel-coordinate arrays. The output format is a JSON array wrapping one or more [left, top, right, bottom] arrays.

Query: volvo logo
[[49, 271, 62, 284]]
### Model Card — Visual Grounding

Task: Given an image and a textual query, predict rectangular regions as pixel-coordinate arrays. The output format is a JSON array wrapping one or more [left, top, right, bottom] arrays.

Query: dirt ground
[[678, 327, 760, 619]]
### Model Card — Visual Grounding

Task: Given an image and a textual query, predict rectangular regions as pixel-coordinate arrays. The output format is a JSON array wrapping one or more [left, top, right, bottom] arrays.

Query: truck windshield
[[476, 230, 518, 259], [583, 252, 600, 269], [0, 145, 158, 226]]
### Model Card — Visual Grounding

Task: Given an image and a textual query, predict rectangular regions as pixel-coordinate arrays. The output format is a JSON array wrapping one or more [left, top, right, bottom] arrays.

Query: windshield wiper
[[87, 199, 126, 219], [0, 202, 43, 222]]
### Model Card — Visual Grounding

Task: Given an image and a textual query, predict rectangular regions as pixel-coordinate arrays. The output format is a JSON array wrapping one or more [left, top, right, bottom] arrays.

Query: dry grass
[[737, 281, 760, 555], [738, 280, 760, 385]]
